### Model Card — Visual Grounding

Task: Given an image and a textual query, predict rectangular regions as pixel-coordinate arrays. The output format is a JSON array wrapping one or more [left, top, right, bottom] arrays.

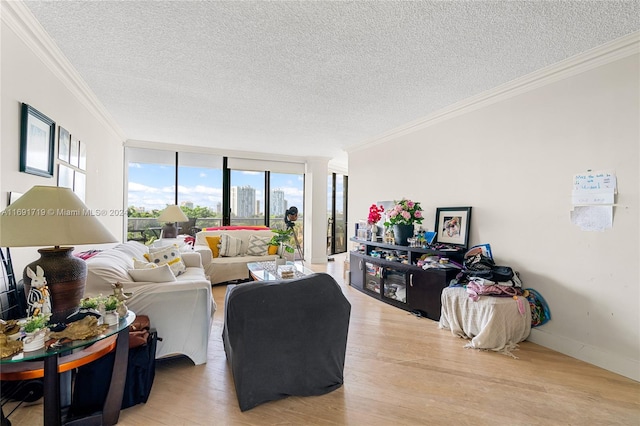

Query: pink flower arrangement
[[368, 204, 384, 225], [384, 198, 424, 227]]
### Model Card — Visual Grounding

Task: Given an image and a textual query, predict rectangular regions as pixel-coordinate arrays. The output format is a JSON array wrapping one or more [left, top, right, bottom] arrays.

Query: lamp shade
[[0, 186, 118, 323], [157, 205, 188, 223], [0, 185, 117, 247]]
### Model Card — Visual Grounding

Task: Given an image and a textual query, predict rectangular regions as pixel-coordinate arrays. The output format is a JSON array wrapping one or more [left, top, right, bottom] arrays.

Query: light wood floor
[[5, 253, 640, 425]]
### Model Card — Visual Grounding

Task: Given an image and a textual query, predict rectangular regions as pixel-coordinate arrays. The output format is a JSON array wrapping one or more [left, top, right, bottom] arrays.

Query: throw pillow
[[219, 233, 242, 257], [144, 244, 187, 276], [268, 245, 278, 255], [246, 235, 272, 256], [133, 258, 157, 269], [128, 264, 176, 282], [205, 236, 221, 258]]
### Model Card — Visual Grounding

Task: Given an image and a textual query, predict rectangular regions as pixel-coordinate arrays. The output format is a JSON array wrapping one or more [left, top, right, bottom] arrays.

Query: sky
[[127, 163, 305, 214]]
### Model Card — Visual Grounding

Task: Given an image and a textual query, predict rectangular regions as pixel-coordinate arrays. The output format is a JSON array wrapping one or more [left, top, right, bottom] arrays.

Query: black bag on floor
[[122, 328, 157, 408], [69, 328, 158, 416]]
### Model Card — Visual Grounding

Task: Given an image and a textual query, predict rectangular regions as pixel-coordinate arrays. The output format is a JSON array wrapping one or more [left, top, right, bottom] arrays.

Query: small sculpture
[[112, 282, 132, 317], [26, 265, 51, 317]]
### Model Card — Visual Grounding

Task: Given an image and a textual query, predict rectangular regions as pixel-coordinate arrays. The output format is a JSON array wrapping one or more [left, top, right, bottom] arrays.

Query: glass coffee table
[[247, 261, 314, 281]]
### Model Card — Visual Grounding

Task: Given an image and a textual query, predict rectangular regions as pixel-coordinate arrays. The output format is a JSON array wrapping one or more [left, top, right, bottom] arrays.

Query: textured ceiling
[[22, 1, 640, 168]]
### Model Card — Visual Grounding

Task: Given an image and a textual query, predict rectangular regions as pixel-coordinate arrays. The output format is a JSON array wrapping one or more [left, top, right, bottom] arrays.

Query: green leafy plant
[[24, 314, 50, 333], [80, 297, 99, 309], [80, 295, 119, 311], [269, 228, 295, 254], [103, 295, 119, 312]]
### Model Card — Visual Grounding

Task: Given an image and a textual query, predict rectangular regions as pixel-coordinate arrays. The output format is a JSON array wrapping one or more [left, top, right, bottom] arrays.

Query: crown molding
[[348, 31, 640, 153], [124, 139, 310, 165], [2, 1, 126, 141], [328, 161, 348, 175]]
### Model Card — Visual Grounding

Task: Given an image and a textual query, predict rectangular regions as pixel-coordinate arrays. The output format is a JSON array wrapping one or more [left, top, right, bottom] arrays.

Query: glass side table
[[1, 310, 135, 426]]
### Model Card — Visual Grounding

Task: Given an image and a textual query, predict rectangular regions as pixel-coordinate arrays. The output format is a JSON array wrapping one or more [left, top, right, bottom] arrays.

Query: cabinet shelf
[[350, 237, 465, 267], [349, 238, 461, 320]]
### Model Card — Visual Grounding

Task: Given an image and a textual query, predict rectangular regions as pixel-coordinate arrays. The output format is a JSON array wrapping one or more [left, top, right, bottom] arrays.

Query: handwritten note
[[572, 171, 616, 206], [573, 171, 617, 191]]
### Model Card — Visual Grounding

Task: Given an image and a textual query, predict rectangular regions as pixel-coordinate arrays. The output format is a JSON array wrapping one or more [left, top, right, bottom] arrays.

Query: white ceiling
[[22, 1, 640, 169]]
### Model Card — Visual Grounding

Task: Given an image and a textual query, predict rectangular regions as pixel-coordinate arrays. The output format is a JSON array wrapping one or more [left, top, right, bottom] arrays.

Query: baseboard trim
[[528, 328, 639, 382]]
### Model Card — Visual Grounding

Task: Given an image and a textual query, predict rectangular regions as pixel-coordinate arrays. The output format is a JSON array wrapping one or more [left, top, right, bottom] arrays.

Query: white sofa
[[84, 241, 215, 365], [194, 228, 280, 285]]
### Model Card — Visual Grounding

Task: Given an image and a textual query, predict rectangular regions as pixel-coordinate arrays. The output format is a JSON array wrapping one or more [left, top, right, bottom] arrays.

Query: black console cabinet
[[349, 238, 462, 321]]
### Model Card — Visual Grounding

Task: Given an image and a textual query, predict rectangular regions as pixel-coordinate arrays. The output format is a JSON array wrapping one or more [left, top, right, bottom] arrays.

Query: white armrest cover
[[181, 251, 203, 268], [125, 280, 214, 365], [194, 246, 213, 268]]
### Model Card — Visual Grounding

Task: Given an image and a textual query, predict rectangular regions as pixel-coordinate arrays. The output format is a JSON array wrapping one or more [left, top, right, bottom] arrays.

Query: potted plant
[[368, 204, 385, 241], [269, 228, 295, 264], [80, 295, 119, 325], [22, 313, 50, 352], [383, 198, 424, 246], [80, 297, 99, 310], [102, 295, 120, 326]]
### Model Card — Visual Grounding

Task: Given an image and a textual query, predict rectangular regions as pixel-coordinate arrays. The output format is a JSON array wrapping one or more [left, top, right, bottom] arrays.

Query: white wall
[[348, 46, 639, 380], [1, 9, 125, 274]]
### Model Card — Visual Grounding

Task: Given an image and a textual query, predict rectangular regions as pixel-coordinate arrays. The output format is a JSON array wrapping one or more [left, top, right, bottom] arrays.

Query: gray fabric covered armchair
[[223, 272, 351, 411]]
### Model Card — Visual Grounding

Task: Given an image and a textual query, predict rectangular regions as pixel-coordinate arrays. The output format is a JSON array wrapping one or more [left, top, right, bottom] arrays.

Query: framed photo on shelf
[[20, 103, 55, 177], [58, 126, 71, 162], [434, 207, 472, 248]]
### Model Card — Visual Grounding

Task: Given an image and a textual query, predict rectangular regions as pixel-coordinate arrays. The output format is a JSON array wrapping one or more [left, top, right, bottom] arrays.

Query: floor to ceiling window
[[126, 148, 176, 243], [126, 147, 306, 252], [269, 172, 305, 259], [229, 170, 265, 227], [327, 173, 348, 255], [178, 152, 223, 231]]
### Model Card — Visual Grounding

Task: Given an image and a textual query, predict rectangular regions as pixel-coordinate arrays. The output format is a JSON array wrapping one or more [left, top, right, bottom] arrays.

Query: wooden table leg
[[101, 327, 129, 426], [43, 355, 61, 426]]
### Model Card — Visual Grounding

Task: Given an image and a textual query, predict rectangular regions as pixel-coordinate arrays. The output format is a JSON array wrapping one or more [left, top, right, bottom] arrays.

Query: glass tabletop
[[1, 310, 135, 363], [247, 261, 314, 281]]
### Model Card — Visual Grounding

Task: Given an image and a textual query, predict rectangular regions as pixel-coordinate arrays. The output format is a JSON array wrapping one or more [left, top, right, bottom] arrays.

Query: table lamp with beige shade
[[0, 185, 118, 323], [157, 204, 188, 238]]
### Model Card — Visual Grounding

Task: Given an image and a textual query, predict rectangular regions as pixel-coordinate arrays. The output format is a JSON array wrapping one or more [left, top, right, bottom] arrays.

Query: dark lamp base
[[24, 247, 86, 324], [162, 223, 178, 238]]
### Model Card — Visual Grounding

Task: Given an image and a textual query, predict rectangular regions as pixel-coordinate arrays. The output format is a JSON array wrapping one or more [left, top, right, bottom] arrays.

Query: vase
[[24, 247, 87, 324], [370, 225, 378, 241], [393, 224, 414, 246]]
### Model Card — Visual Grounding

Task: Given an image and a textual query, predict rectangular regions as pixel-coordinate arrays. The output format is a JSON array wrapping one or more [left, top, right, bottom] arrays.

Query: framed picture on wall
[[74, 171, 86, 202], [70, 136, 80, 167], [79, 140, 87, 170], [57, 164, 74, 189], [58, 126, 71, 162], [434, 207, 472, 248], [20, 103, 55, 177]]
